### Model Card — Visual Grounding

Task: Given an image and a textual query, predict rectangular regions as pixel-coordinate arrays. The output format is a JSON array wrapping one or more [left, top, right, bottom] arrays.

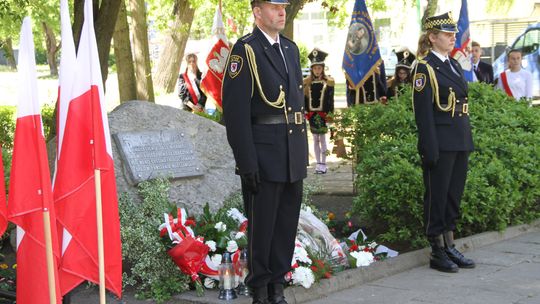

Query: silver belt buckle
[[294, 112, 303, 124]]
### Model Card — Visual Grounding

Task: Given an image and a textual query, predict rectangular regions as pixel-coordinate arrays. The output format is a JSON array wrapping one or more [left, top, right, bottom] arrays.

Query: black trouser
[[242, 179, 303, 288], [423, 151, 469, 237]]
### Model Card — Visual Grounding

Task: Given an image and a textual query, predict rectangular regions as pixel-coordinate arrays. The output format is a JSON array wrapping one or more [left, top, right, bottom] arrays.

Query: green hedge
[[334, 83, 540, 249]]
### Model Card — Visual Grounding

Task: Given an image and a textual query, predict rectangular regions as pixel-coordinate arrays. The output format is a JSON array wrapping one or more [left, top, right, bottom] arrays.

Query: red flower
[[310, 265, 318, 272], [184, 218, 196, 227], [349, 244, 359, 252], [324, 272, 332, 279], [347, 221, 353, 228]]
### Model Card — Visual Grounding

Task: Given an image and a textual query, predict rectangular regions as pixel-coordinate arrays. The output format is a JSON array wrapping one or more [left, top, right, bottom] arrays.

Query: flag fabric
[[200, 6, 230, 112], [342, 0, 382, 90], [451, 0, 474, 82], [8, 17, 61, 304], [54, 0, 122, 297], [0, 146, 7, 236]]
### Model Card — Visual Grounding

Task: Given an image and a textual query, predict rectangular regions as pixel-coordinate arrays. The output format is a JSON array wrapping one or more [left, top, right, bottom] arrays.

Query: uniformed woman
[[387, 48, 415, 99], [304, 48, 334, 174], [413, 12, 475, 273]]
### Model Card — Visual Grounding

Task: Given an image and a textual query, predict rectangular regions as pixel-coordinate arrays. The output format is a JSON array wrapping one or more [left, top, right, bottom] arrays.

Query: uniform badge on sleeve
[[414, 73, 426, 92], [228, 55, 243, 79]]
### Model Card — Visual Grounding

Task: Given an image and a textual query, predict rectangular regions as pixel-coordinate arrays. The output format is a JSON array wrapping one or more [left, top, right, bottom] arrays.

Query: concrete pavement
[[308, 231, 540, 304]]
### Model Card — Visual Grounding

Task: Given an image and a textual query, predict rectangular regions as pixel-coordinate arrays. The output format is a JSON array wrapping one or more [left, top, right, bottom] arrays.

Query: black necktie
[[445, 59, 458, 75], [272, 43, 287, 72]]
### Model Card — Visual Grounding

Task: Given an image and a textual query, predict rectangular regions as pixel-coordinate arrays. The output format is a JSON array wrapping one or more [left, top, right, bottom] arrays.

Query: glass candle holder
[[218, 252, 237, 300], [236, 249, 250, 296]]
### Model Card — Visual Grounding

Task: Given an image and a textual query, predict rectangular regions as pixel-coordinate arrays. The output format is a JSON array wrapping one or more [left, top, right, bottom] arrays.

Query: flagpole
[[43, 209, 58, 303], [94, 169, 106, 303]]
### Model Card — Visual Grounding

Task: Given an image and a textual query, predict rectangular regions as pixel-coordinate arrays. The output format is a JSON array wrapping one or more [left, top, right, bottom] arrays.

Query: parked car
[[492, 23, 540, 98], [379, 46, 398, 78]]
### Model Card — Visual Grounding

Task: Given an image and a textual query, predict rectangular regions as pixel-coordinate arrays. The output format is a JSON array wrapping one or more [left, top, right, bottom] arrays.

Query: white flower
[[214, 222, 227, 232], [211, 254, 222, 266], [204, 277, 216, 289], [350, 251, 374, 267], [205, 240, 217, 252], [227, 208, 247, 224], [234, 232, 245, 240], [368, 241, 378, 248], [226, 240, 239, 253], [293, 246, 312, 265], [302, 205, 313, 214], [291, 266, 315, 289]]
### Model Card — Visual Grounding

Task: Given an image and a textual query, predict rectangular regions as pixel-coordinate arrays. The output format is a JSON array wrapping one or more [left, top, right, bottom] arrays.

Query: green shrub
[[119, 178, 190, 303], [0, 106, 15, 150], [335, 83, 540, 249]]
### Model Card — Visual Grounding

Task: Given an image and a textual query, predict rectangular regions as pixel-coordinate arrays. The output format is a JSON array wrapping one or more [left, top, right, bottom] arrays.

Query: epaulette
[[303, 77, 311, 86], [240, 33, 255, 43], [326, 76, 335, 86], [279, 34, 296, 46]]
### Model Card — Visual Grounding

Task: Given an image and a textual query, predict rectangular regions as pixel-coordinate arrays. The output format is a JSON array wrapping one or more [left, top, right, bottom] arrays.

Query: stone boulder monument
[[108, 100, 240, 214]]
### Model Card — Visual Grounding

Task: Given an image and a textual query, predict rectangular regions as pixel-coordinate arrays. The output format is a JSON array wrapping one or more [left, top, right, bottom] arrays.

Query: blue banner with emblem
[[342, 0, 382, 89]]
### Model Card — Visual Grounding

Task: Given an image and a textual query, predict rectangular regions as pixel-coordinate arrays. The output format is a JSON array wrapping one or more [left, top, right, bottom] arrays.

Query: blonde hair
[[417, 29, 439, 58]]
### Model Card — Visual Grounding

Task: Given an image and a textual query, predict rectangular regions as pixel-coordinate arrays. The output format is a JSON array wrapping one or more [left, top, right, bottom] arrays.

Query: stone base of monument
[[109, 100, 240, 215]]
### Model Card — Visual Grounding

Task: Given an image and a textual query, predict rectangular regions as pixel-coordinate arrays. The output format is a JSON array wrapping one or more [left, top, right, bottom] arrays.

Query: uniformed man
[[413, 12, 475, 273], [221, 1, 308, 303]]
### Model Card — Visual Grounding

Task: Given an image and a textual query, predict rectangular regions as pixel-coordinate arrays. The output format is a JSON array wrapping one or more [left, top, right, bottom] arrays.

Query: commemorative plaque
[[114, 129, 204, 184]]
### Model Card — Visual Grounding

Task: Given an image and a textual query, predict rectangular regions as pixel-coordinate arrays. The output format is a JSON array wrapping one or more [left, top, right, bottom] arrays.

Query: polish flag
[[200, 6, 230, 112], [53, 0, 122, 297], [8, 17, 61, 304], [0, 146, 7, 236]]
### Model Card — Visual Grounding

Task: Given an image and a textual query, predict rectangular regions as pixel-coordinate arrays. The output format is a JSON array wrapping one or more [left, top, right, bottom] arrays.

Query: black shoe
[[252, 287, 270, 304], [430, 245, 459, 273], [268, 283, 288, 304], [445, 246, 475, 268]]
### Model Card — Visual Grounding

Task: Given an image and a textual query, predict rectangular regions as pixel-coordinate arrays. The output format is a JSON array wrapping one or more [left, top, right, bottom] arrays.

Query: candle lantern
[[236, 249, 250, 296], [218, 252, 237, 300]]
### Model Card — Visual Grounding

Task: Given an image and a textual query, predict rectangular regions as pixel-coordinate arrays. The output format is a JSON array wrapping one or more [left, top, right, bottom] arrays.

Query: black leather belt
[[252, 113, 305, 125]]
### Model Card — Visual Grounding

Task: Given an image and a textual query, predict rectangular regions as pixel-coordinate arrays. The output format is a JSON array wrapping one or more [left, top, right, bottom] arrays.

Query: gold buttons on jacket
[[299, 85, 303, 89], [301, 128, 305, 133], [288, 107, 292, 112], [289, 130, 293, 134]]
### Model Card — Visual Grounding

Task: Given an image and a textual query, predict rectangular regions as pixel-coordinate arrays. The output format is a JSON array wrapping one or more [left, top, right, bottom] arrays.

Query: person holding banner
[[387, 48, 415, 99], [178, 53, 207, 112], [413, 12, 475, 273], [222, 0, 308, 303], [495, 49, 533, 100], [304, 48, 334, 174]]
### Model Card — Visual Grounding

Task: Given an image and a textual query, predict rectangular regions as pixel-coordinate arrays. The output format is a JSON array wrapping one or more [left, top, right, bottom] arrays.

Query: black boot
[[428, 235, 459, 273], [443, 231, 475, 268], [268, 283, 288, 304], [252, 286, 270, 304]]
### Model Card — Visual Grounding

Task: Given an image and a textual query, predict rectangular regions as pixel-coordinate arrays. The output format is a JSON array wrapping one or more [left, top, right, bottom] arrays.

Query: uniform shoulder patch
[[414, 73, 427, 92], [240, 33, 255, 43], [326, 76, 335, 86], [228, 55, 243, 79]]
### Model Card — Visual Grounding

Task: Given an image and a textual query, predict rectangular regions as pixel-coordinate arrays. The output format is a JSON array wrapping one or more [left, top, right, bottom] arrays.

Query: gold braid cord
[[412, 60, 456, 117], [244, 44, 286, 109]]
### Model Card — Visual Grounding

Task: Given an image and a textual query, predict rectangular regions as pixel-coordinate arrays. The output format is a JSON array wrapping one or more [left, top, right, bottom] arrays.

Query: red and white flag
[[8, 17, 61, 304], [200, 6, 230, 112], [54, 0, 122, 297], [0, 146, 7, 236]]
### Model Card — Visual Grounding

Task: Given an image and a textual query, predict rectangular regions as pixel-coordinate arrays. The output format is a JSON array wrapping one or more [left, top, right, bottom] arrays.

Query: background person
[[387, 48, 415, 99], [178, 53, 207, 112], [413, 12, 475, 274], [495, 49, 533, 100], [221, 1, 308, 303], [304, 48, 334, 174], [470, 41, 494, 84]]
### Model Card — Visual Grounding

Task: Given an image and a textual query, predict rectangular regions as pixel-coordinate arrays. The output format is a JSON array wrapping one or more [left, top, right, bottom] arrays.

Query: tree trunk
[[422, 0, 438, 24], [128, 0, 155, 102], [154, 0, 195, 93], [42, 22, 59, 76], [1, 38, 17, 70], [113, 0, 137, 103], [72, 0, 122, 87], [283, 0, 306, 39]]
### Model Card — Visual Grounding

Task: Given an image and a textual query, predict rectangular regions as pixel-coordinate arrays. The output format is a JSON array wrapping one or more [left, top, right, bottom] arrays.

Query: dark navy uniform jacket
[[222, 27, 308, 183], [413, 51, 474, 165]]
